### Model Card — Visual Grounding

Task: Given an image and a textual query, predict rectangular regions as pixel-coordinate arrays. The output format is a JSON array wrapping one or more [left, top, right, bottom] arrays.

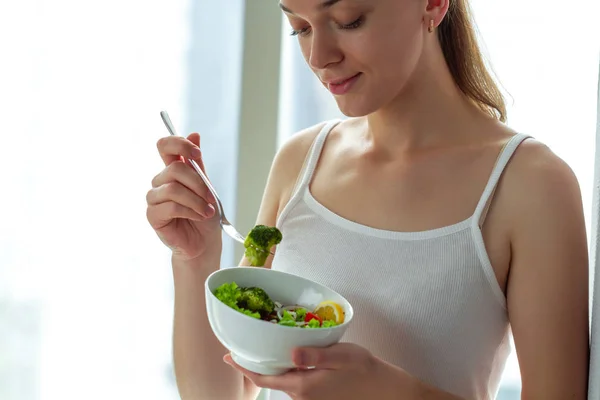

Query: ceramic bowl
[[205, 267, 354, 375]]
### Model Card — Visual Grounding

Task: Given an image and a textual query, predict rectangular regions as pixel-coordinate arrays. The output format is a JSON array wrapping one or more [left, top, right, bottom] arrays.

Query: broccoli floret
[[244, 225, 283, 267], [244, 246, 270, 268], [245, 225, 283, 249], [239, 287, 275, 314]]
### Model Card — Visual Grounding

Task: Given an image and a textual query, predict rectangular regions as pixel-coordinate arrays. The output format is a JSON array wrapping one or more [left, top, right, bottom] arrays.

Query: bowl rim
[[205, 267, 354, 332]]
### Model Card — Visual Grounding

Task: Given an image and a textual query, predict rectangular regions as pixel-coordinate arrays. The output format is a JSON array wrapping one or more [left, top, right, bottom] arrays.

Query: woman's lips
[[325, 73, 362, 95]]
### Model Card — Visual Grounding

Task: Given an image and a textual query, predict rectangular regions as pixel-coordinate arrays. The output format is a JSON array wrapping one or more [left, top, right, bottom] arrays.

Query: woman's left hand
[[224, 343, 411, 400]]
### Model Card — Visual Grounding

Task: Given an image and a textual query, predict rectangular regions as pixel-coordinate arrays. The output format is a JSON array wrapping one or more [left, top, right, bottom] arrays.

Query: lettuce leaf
[[213, 282, 260, 319]]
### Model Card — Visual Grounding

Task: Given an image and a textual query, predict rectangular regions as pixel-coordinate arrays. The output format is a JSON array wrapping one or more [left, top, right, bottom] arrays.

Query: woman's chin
[[334, 98, 378, 118]]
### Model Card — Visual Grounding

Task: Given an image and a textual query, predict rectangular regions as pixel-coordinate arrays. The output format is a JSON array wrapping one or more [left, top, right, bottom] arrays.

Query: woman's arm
[[403, 141, 590, 400], [169, 122, 325, 400], [504, 142, 590, 399]]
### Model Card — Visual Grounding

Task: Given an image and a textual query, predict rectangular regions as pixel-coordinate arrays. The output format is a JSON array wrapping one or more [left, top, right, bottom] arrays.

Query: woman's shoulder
[[272, 120, 330, 177], [264, 121, 334, 215], [498, 131, 583, 227], [272, 118, 357, 174], [480, 120, 578, 199], [507, 135, 580, 197]]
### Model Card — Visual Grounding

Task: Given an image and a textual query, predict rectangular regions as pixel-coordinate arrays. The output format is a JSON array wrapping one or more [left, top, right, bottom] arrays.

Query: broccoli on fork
[[244, 225, 282, 267]]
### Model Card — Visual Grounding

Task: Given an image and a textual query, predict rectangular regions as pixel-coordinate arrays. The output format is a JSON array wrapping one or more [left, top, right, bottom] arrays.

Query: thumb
[[187, 132, 200, 146]]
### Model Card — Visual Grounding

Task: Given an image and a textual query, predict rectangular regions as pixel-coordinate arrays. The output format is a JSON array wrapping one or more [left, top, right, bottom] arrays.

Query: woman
[[145, 0, 590, 399]]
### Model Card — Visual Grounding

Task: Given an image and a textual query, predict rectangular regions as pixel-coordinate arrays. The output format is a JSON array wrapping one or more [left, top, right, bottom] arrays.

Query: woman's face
[[280, 0, 429, 117]]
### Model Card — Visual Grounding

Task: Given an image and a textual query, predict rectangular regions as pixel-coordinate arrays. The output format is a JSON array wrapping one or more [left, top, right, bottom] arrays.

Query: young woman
[[145, 0, 590, 399]]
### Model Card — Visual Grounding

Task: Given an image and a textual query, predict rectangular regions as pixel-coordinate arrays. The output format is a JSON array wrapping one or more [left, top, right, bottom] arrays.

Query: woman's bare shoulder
[[496, 134, 586, 260], [271, 121, 330, 185], [503, 137, 582, 210], [255, 121, 335, 226]]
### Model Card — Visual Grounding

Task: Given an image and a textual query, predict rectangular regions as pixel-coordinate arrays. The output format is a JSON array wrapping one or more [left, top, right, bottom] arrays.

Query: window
[[1, 1, 597, 399], [0, 0, 245, 398]]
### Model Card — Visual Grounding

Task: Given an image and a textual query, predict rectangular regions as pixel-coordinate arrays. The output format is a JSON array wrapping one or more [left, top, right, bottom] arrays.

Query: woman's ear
[[423, 0, 450, 30]]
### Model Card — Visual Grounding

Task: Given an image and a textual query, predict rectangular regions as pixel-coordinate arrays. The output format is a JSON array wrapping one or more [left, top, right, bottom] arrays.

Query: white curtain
[[589, 57, 600, 400], [0, 0, 245, 399], [278, 1, 600, 398]]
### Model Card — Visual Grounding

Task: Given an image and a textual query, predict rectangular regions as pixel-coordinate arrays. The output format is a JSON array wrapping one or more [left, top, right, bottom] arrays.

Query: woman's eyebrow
[[279, 0, 343, 15]]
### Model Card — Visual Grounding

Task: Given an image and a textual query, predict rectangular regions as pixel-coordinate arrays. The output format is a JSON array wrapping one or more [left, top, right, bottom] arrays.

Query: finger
[[156, 134, 202, 166], [146, 183, 215, 218], [146, 202, 205, 230], [184, 132, 211, 186], [151, 161, 216, 205], [223, 354, 317, 394], [187, 132, 200, 147], [293, 343, 367, 370]]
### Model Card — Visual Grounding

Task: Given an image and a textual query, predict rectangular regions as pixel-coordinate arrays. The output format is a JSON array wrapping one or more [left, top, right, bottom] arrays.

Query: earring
[[428, 19, 434, 33]]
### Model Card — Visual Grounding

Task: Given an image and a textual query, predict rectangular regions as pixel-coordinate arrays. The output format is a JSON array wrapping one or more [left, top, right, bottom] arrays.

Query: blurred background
[[1, 1, 599, 399]]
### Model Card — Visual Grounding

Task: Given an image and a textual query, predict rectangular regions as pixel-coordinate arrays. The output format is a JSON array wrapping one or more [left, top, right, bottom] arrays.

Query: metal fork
[[160, 111, 274, 255]]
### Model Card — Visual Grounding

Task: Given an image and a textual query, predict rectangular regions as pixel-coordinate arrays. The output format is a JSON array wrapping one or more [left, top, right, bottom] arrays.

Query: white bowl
[[205, 267, 354, 375]]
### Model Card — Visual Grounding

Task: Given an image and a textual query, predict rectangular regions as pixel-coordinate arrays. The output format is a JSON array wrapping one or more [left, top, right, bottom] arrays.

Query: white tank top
[[267, 120, 531, 400]]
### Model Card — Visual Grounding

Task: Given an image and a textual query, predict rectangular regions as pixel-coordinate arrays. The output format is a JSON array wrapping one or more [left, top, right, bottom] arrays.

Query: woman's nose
[[307, 31, 343, 70]]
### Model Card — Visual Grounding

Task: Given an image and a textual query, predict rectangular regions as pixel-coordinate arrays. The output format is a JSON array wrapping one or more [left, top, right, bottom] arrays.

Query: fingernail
[[205, 204, 215, 217], [191, 147, 201, 159]]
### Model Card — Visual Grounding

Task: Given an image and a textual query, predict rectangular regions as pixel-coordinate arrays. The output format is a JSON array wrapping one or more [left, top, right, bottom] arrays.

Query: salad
[[213, 282, 345, 328]]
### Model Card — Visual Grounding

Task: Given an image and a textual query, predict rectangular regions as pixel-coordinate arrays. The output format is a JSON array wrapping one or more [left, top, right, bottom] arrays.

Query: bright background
[[1, 1, 598, 399]]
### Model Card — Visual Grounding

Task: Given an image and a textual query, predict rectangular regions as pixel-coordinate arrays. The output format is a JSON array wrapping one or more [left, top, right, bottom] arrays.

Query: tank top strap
[[473, 133, 532, 227], [289, 119, 342, 198]]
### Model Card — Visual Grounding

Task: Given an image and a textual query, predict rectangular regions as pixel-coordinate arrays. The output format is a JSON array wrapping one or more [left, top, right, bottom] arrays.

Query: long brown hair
[[437, 0, 507, 122]]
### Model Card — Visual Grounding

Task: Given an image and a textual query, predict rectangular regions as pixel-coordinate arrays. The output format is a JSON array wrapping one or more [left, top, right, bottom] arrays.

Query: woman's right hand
[[146, 133, 221, 261]]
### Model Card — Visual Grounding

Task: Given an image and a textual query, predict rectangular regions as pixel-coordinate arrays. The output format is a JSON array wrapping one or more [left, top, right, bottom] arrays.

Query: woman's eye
[[289, 15, 363, 37], [338, 16, 364, 30], [290, 27, 311, 37]]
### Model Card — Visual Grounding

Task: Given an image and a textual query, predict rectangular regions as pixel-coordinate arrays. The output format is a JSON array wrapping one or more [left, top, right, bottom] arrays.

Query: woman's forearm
[[171, 243, 247, 400]]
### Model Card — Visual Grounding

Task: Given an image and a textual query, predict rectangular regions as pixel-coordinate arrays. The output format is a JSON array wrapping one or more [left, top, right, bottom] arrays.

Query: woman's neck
[[364, 46, 492, 153]]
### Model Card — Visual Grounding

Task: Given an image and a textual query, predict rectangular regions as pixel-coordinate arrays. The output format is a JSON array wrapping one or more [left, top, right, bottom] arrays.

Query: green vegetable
[[213, 282, 260, 319], [305, 318, 321, 329], [244, 225, 283, 267], [213, 282, 241, 309], [278, 320, 297, 327], [238, 308, 262, 319], [277, 310, 296, 326], [303, 319, 337, 329], [295, 308, 307, 320], [239, 287, 275, 314], [322, 320, 337, 328], [214, 282, 339, 329]]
